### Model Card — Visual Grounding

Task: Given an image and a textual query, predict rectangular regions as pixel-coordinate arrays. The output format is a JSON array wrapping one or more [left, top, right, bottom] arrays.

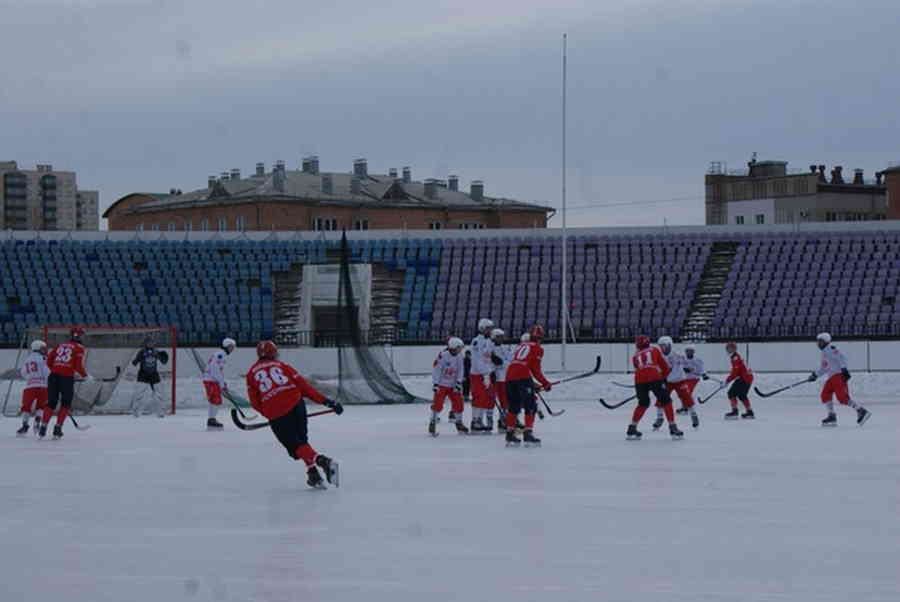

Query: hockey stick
[[550, 355, 602, 386], [230, 407, 335, 431], [610, 380, 633, 389], [598, 394, 636, 409], [75, 366, 122, 384], [535, 391, 565, 417], [69, 414, 91, 431], [698, 382, 728, 404], [222, 390, 258, 420], [753, 379, 810, 398]]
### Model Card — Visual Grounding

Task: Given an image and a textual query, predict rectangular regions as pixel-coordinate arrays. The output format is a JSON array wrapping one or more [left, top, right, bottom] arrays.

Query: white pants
[[130, 381, 166, 417]]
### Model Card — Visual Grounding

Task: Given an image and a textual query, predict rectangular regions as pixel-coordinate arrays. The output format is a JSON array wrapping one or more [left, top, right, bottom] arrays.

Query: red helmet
[[725, 341, 738, 354], [256, 340, 279, 360], [529, 324, 545, 341], [70, 327, 85, 341], [635, 335, 651, 350]]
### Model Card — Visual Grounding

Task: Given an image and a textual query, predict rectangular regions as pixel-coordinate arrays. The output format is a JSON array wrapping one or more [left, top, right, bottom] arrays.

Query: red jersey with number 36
[[246, 359, 327, 420], [632, 347, 670, 384], [505, 342, 552, 389], [47, 342, 87, 378]]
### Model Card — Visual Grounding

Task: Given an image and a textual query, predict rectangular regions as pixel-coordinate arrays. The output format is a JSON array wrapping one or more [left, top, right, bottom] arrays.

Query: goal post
[[32, 325, 177, 415]]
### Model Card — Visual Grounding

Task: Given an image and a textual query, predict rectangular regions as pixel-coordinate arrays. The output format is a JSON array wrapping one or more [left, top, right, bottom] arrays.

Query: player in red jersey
[[503, 324, 552, 447], [39, 327, 88, 440], [724, 341, 754, 420], [246, 341, 343, 489], [627, 335, 683, 440], [16, 340, 50, 436]]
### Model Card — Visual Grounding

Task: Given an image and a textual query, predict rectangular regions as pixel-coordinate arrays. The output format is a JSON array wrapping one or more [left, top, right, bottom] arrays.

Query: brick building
[[104, 158, 553, 232], [1, 161, 99, 231], [705, 157, 888, 225], [885, 165, 900, 219]]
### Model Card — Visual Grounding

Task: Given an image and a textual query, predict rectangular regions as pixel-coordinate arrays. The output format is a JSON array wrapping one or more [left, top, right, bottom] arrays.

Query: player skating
[[469, 318, 500, 433], [652, 336, 700, 430], [130, 337, 169, 418], [246, 341, 343, 489], [40, 328, 88, 439], [807, 333, 871, 427], [504, 324, 552, 447], [490, 328, 513, 433], [724, 342, 754, 420], [679, 344, 710, 414], [16, 340, 49, 436], [429, 337, 469, 436], [627, 335, 683, 441], [202, 337, 235, 430]]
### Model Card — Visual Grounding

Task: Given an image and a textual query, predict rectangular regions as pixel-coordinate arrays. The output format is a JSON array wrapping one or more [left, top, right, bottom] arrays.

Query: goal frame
[[40, 324, 178, 415]]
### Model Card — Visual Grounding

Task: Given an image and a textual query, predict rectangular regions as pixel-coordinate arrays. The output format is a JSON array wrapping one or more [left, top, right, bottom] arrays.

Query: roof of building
[[882, 165, 900, 175], [106, 170, 553, 218]]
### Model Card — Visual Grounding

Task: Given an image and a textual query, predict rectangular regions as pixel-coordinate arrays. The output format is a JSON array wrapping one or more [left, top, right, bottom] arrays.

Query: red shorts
[[493, 381, 508, 410], [21, 387, 48, 413], [470, 374, 495, 410], [432, 386, 464, 414], [659, 381, 695, 408], [684, 379, 699, 394], [204, 381, 223, 405], [820, 373, 850, 404]]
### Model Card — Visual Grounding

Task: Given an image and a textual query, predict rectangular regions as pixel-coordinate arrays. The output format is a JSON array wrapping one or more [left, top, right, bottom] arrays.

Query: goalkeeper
[[130, 337, 169, 417]]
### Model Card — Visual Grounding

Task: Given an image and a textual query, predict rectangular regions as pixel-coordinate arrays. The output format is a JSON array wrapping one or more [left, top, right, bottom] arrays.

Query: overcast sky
[[2, 0, 898, 228]]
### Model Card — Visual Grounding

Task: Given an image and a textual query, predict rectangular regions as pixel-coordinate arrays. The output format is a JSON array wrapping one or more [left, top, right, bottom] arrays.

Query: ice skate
[[206, 418, 224, 431], [724, 408, 739, 420], [651, 417, 664, 431], [447, 411, 456, 423], [691, 412, 700, 429], [675, 407, 689, 415], [16, 422, 29, 437], [856, 407, 871, 426], [428, 420, 438, 437], [669, 423, 684, 440], [497, 418, 507, 434], [316, 455, 339, 487], [306, 466, 326, 490], [505, 430, 521, 447], [38, 424, 48, 439], [52, 425, 63, 440], [522, 430, 541, 448], [821, 412, 837, 427], [741, 409, 755, 420], [455, 420, 469, 435], [626, 424, 642, 441]]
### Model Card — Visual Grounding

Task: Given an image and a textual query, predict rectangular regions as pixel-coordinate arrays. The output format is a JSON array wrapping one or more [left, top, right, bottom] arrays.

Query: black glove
[[807, 371, 817, 382], [432, 384, 439, 393], [684, 368, 693, 374], [841, 368, 851, 381], [453, 382, 462, 393], [701, 374, 710, 381], [325, 399, 344, 415], [490, 353, 503, 366]]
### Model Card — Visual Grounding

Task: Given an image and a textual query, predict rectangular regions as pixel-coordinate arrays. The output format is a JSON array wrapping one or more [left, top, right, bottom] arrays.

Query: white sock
[[825, 401, 835, 413], [208, 404, 219, 419], [431, 410, 439, 421], [656, 408, 664, 419], [848, 400, 862, 410], [486, 411, 494, 425]]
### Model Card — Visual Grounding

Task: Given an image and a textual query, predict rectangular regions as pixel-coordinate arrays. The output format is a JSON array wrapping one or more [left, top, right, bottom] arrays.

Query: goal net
[[2, 325, 177, 415]]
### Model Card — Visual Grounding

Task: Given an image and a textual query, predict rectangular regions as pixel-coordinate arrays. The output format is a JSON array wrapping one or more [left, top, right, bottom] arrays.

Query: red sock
[[729, 398, 738, 409], [524, 413, 535, 429], [57, 407, 69, 425], [451, 398, 464, 414], [42, 407, 53, 425], [741, 399, 752, 410], [631, 405, 647, 423], [294, 444, 318, 467], [663, 404, 675, 422], [506, 413, 517, 428]]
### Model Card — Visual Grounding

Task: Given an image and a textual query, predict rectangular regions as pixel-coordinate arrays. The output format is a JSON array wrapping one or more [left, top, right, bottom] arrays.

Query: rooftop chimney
[[220, 170, 229, 181], [448, 175, 459, 192], [470, 180, 484, 202], [830, 165, 844, 185], [256, 162, 265, 177], [424, 178, 438, 199], [208, 175, 217, 189], [853, 169, 864, 185], [230, 168, 241, 181], [353, 158, 368, 178], [817, 165, 827, 183], [321, 174, 333, 195], [169, 188, 177, 195], [275, 160, 286, 173], [302, 155, 320, 175], [389, 168, 398, 179], [350, 176, 362, 195], [810, 165, 818, 174], [402, 166, 411, 184], [273, 163, 285, 192], [876, 172, 883, 186]]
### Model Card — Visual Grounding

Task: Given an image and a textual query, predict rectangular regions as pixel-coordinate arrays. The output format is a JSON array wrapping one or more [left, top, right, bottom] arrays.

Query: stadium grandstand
[[1, 222, 899, 349]]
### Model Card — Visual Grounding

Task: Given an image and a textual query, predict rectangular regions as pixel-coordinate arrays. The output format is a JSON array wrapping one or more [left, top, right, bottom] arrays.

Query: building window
[[825, 211, 837, 222], [185, 220, 192, 232], [151, 223, 160, 231], [200, 218, 209, 232], [218, 217, 228, 231], [428, 222, 443, 230], [735, 216, 744, 225], [314, 217, 338, 231], [168, 222, 176, 231], [236, 215, 245, 232], [773, 179, 787, 195], [755, 214, 764, 225], [353, 219, 369, 231], [458, 222, 484, 230], [795, 178, 809, 194], [136, 224, 144, 232], [752, 182, 767, 198]]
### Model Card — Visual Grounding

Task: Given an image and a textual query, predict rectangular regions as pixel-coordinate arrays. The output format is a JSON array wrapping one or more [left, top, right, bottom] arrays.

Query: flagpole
[[561, 33, 568, 372]]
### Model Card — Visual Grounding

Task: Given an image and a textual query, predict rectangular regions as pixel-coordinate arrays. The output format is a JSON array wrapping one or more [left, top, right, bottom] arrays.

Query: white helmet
[[222, 337, 237, 350], [658, 336, 673, 347], [520, 332, 531, 342], [816, 332, 832, 344], [31, 340, 47, 353], [490, 328, 505, 341], [684, 343, 696, 352], [447, 337, 464, 351], [478, 318, 494, 332]]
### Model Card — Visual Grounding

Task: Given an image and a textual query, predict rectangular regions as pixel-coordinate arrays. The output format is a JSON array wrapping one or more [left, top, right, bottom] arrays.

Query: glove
[[684, 367, 693, 374], [541, 382, 552, 392], [807, 371, 817, 382], [432, 384, 439, 394], [453, 382, 462, 393], [491, 353, 503, 366], [324, 399, 344, 415], [841, 368, 851, 381], [701, 374, 710, 381]]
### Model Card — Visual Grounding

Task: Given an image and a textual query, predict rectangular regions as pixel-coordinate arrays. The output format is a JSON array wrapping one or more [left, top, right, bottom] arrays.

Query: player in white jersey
[[490, 329, 515, 433], [469, 318, 500, 433], [202, 337, 236, 430], [807, 333, 871, 427], [16, 340, 50, 436], [679, 344, 710, 414], [428, 337, 469, 436], [653, 337, 700, 430]]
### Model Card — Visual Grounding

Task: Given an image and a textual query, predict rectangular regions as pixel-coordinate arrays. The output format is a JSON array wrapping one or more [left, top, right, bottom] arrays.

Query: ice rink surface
[[2, 377, 899, 602]]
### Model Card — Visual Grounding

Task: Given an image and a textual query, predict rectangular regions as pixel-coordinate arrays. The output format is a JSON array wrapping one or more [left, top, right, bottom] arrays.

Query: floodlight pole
[[561, 33, 568, 372]]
